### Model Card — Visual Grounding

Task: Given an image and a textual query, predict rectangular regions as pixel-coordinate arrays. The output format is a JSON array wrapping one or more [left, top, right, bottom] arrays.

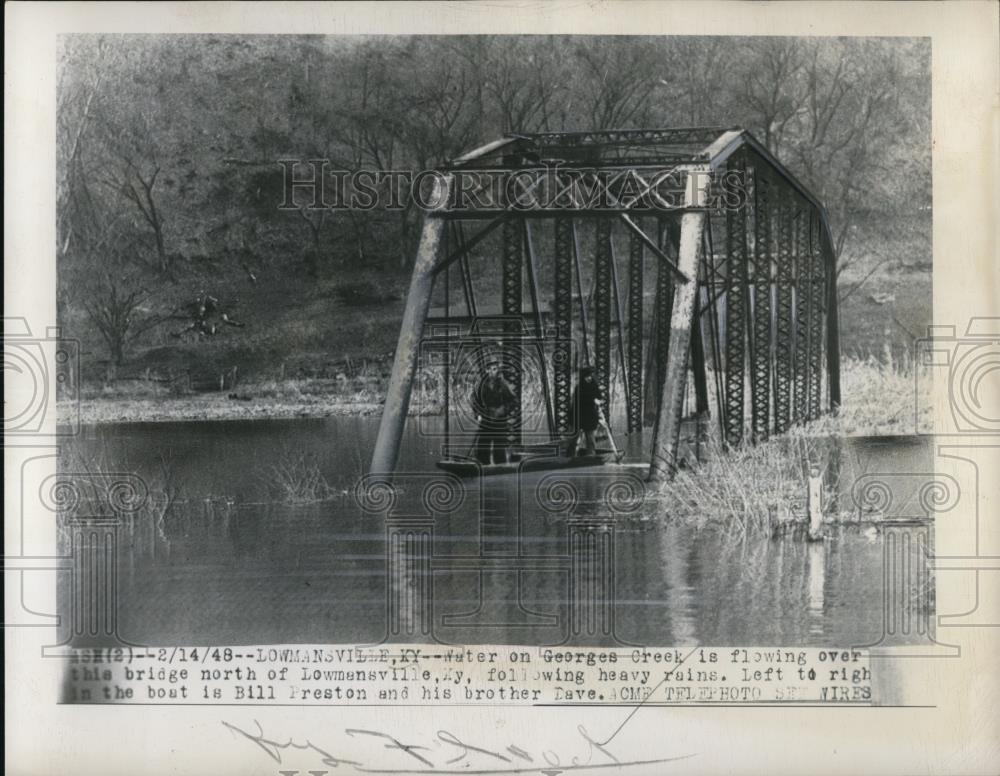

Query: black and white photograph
[[51, 29, 935, 648], [5, 2, 999, 775]]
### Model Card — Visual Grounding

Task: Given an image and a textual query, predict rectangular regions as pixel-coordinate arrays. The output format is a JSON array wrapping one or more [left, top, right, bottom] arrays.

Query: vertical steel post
[[649, 171, 707, 482], [571, 222, 592, 365], [647, 219, 675, 428], [807, 210, 825, 420], [773, 187, 795, 435], [609, 233, 631, 430], [554, 218, 574, 435], [443, 256, 450, 449], [594, 219, 613, 409], [793, 206, 811, 425], [689, 316, 710, 416], [751, 169, 772, 442], [824, 225, 842, 410], [723, 155, 749, 447], [502, 218, 523, 448], [523, 220, 555, 437], [702, 226, 727, 439], [454, 222, 477, 317], [370, 175, 452, 475], [626, 226, 645, 432]]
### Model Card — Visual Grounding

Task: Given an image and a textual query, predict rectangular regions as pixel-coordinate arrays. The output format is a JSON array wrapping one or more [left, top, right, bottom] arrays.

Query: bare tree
[[736, 38, 806, 157], [783, 39, 915, 274], [570, 39, 660, 130], [93, 111, 172, 274], [83, 272, 164, 368]]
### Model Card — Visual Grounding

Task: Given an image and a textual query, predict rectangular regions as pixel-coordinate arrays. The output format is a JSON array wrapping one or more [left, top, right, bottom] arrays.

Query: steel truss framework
[[371, 128, 842, 481]]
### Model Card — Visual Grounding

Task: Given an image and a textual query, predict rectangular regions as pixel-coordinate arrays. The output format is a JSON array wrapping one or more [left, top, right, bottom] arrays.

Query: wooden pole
[[648, 209, 706, 482], [371, 175, 452, 475]]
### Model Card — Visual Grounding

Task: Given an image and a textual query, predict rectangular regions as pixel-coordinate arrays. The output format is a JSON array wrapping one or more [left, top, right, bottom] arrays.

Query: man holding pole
[[570, 365, 605, 456], [472, 357, 517, 465]]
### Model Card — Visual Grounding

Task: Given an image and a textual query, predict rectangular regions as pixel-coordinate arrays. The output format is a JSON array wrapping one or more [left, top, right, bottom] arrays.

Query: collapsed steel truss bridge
[[371, 127, 841, 481]]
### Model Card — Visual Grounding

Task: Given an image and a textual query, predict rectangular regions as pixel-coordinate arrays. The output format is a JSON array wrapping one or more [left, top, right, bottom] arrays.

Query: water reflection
[[806, 542, 827, 636], [56, 418, 938, 648]]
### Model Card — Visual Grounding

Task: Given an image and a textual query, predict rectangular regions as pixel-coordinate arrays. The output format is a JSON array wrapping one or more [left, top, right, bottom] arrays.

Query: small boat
[[436, 449, 615, 478]]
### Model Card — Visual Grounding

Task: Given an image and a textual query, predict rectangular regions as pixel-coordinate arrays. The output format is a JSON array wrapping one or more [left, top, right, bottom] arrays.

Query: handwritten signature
[[221, 719, 692, 774], [221, 647, 699, 774]]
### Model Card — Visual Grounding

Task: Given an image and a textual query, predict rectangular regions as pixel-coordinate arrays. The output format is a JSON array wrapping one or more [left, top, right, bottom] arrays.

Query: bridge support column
[[649, 209, 706, 483], [371, 175, 452, 475]]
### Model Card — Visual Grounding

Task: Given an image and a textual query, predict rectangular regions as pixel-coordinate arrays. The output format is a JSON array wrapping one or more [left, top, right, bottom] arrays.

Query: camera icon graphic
[[3, 317, 81, 443], [914, 318, 1000, 435], [416, 316, 576, 449]]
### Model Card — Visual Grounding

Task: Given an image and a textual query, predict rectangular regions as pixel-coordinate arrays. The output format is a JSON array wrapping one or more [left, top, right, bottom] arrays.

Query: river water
[[57, 417, 937, 648]]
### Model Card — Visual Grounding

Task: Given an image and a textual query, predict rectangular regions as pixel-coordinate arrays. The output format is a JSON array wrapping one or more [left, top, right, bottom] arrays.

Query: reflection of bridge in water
[[357, 466, 953, 652], [371, 471, 634, 647], [40, 433, 959, 653]]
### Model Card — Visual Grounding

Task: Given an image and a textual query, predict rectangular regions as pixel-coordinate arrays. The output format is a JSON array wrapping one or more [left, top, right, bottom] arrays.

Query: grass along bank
[[650, 355, 930, 533]]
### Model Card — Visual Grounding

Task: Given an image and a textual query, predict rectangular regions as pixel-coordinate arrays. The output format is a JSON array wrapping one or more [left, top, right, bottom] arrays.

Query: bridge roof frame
[[443, 125, 836, 252]]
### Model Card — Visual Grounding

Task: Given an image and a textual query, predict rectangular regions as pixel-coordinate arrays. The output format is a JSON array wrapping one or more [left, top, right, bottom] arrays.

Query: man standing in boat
[[570, 365, 604, 456], [472, 356, 517, 465]]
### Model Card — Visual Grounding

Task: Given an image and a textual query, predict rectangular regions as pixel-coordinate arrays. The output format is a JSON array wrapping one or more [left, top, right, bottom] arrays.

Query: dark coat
[[473, 376, 516, 421], [571, 379, 603, 432]]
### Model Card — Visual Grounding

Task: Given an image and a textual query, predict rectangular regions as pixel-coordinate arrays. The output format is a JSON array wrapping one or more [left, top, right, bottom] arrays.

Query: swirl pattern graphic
[[421, 476, 465, 515], [853, 478, 893, 513], [107, 476, 149, 513], [604, 475, 645, 514], [536, 475, 579, 514], [354, 475, 398, 514], [918, 476, 960, 514]]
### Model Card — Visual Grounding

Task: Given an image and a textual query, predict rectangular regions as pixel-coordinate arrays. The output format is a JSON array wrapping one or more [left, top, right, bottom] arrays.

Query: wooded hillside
[[57, 35, 931, 387]]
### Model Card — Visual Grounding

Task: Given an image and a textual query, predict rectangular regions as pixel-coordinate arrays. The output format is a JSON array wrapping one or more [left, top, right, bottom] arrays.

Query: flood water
[[57, 417, 937, 648]]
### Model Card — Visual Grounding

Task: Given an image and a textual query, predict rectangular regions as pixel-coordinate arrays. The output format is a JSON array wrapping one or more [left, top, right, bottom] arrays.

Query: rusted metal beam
[[449, 222, 477, 318], [750, 168, 772, 443], [723, 154, 749, 448], [448, 136, 525, 167], [608, 231, 631, 434], [645, 217, 679, 428], [702, 224, 727, 442], [594, 219, 613, 411], [571, 221, 592, 365], [502, 219, 523, 449], [793, 207, 811, 425], [690, 316, 710, 416], [626, 226, 644, 433], [439, 207, 706, 218], [824, 228, 842, 410], [524, 126, 728, 149], [433, 214, 508, 276], [371, 175, 453, 475], [523, 220, 555, 437], [618, 214, 690, 284], [553, 218, 575, 434], [806, 210, 825, 420], [773, 189, 795, 435]]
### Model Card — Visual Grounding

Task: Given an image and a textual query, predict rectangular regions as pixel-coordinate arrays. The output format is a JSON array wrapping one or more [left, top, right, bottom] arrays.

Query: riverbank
[[60, 395, 384, 425], [60, 355, 926, 430]]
